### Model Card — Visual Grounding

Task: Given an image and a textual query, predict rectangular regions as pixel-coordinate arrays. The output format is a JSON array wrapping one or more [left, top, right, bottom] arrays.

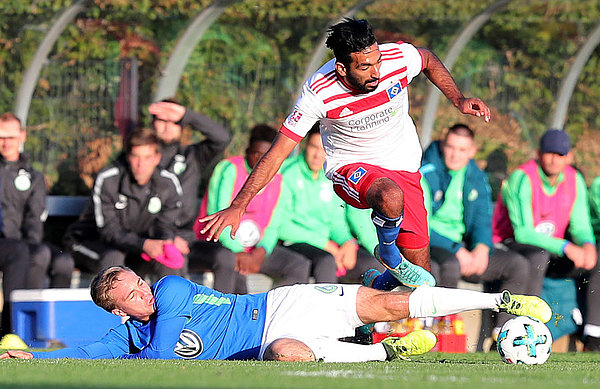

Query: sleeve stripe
[[160, 170, 183, 196], [279, 126, 303, 143], [93, 167, 120, 228]]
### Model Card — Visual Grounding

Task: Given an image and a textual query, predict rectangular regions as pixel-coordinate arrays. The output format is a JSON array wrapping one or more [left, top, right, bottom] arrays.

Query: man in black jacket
[[65, 128, 184, 280], [149, 101, 237, 292], [0, 112, 73, 289], [0, 113, 31, 338]]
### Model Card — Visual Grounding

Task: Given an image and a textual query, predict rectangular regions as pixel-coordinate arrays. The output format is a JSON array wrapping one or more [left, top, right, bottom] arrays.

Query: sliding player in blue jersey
[[2, 265, 551, 362]]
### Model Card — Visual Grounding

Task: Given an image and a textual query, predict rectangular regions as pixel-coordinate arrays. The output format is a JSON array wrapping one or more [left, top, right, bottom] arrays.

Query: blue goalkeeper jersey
[[32, 276, 268, 360]]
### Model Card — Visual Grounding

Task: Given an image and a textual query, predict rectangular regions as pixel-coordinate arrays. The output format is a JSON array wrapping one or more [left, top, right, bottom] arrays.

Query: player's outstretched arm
[[199, 133, 298, 241], [0, 350, 33, 359], [418, 47, 491, 122]]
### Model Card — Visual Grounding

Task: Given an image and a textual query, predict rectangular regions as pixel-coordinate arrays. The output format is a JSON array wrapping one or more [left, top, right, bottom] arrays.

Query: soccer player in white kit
[[200, 18, 491, 291]]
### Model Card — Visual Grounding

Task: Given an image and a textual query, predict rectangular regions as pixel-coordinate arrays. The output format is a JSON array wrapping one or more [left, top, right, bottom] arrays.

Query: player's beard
[[346, 71, 379, 93]]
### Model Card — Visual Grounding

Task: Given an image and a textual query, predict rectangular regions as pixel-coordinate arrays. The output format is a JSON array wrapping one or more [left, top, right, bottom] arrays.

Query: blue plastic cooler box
[[11, 288, 122, 348]]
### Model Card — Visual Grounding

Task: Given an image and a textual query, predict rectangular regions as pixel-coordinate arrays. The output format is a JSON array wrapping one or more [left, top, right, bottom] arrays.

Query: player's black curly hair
[[325, 18, 377, 67]]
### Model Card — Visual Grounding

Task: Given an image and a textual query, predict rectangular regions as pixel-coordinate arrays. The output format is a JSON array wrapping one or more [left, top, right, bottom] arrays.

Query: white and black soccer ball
[[235, 220, 261, 248], [497, 316, 552, 365]]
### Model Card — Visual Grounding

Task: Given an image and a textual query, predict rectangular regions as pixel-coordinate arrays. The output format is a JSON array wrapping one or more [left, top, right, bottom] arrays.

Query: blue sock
[[372, 270, 401, 290], [372, 210, 403, 268]]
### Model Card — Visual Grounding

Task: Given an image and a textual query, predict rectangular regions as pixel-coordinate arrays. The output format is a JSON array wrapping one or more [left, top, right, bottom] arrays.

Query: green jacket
[[279, 155, 353, 249], [345, 206, 378, 253], [500, 163, 595, 255], [205, 158, 290, 254], [589, 176, 600, 239]]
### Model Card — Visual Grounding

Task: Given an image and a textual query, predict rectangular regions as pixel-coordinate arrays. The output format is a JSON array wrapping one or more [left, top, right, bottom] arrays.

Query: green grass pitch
[[1, 352, 599, 389]]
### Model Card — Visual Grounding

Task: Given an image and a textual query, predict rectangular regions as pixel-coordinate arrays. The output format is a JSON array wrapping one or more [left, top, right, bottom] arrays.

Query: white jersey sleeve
[[397, 42, 423, 83], [281, 82, 325, 142]]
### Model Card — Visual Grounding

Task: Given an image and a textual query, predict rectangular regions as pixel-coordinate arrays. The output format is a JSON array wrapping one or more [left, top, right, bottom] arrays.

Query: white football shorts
[[258, 284, 363, 359]]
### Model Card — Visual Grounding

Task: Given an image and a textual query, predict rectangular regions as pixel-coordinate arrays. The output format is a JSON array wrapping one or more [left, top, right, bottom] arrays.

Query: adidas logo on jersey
[[339, 107, 353, 117]]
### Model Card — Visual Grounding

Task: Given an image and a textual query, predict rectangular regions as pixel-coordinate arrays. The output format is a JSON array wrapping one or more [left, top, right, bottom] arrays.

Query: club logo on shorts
[[386, 82, 402, 100], [174, 329, 204, 359], [314, 285, 339, 294], [349, 167, 367, 184]]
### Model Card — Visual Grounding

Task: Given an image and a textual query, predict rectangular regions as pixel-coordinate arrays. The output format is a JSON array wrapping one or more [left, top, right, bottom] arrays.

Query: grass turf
[[1, 352, 599, 389]]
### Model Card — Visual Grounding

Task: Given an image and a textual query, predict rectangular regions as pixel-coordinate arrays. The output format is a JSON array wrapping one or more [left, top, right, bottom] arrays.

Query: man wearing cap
[[492, 128, 600, 351]]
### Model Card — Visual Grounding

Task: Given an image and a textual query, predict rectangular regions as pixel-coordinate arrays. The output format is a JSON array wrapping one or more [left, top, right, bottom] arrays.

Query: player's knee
[[263, 338, 316, 362], [366, 179, 404, 218]]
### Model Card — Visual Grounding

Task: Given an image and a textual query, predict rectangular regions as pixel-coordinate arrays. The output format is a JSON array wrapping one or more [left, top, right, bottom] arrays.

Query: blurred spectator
[[484, 147, 508, 202], [148, 99, 231, 242], [64, 128, 185, 281], [195, 125, 310, 293], [0, 238, 27, 339], [149, 100, 235, 290], [279, 125, 357, 282], [421, 124, 530, 336], [0, 112, 74, 289], [494, 129, 600, 351], [342, 206, 386, 283]]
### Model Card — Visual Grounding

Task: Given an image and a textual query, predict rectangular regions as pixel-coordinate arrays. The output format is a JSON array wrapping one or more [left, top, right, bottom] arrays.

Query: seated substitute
[[1, 265, 552, 361], [279, 125, 358, 282], [493, 129, 599, 351], [64, 128, 185, 281], [0, 112, 74, 288], [414, 124, 531, 337], [149, 100, 234, 287], [194, 124, 310, 293]]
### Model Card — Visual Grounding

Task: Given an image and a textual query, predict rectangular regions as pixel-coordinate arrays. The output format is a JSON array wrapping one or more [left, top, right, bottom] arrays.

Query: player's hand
[[0, 350, 33, 359], [148, 102, 185, 123], [142, 239, 168, 259], [456, 247, 476, 277], [235, 248, 265, 275], [457, 97, 491, 122], [471, 244, 490, 276], [198, 206, 245, 242], [582, 243, 597, 270], [324, 240, 340, 256], [564, 242, 585, 268], [338, 240, 359, 270], [173, 236, 190, 255]]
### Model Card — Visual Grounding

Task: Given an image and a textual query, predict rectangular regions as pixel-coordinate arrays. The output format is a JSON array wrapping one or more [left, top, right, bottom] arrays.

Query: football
[[497, 316, 552, 365]]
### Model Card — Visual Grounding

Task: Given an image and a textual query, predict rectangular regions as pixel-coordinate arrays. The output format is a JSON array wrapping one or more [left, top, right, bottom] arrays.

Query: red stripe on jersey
[[380, 48, 402, 55], [381, 54, 404, 61], [310, 71, 336, 90], [313, 77, 337, 94], [379, 67, 407, 84], [326, 90, 390, 119], [280, 125, 303, 143], [400, 76, 408, 89], [381, 50, 403, 58], [323, 92, 360, 104]]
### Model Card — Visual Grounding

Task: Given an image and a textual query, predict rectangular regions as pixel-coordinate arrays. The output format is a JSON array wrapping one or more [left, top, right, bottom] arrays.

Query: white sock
[[307, 339, 388, 362], [583, 324, 600, 338], [408, 285, 503, 318]]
